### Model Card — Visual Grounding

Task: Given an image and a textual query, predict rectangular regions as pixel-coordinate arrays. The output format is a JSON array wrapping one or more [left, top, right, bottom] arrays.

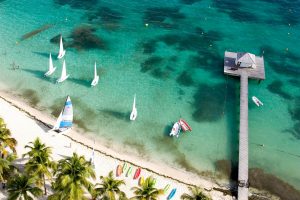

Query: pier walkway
[[224, 51, 265, 200]]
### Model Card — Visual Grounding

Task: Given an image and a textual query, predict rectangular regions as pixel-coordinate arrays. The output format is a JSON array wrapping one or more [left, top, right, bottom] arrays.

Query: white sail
[[57, 35, 66, 59], [53, 96, 73, 132], [53, 112, 62, 130], [130, 94, 137, 121], [45, 53, 56, 76], [91, 62, 99, 87], [56, 60, 69, 83]]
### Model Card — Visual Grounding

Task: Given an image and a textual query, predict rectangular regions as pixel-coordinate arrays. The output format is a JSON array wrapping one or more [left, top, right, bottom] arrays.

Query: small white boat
[[130, 94, 137, 121], [53, 96, 73, 132], [56, 60, 69, 83], [44, 53, 56, 76], [57, 35, 66, 59], [252, 96, 263, 107], [169, 122, 181, 138], [91, 62, 99, 87]]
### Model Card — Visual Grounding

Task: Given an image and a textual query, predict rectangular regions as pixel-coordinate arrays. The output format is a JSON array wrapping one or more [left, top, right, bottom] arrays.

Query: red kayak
[[116, 165, 123, 177], [179, 119, 192, 132], [133, 167, 141, 180]]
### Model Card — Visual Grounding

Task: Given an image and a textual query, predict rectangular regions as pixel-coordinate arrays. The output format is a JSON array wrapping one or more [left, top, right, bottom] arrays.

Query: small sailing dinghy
[[91, 62, 99, 87], [130, 94, 137, 121], [56, 60, 69, 83], [53, 96, 73, 133], [57, 35, 66, 59], [252, 96, 263, 107], [169, 122, 181, 138], [44, 53, 56, 76], [179, 119, 192, 132]]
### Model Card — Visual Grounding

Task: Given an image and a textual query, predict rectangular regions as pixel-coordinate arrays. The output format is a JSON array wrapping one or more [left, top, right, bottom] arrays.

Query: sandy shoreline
[[0, 89, 233, 200]]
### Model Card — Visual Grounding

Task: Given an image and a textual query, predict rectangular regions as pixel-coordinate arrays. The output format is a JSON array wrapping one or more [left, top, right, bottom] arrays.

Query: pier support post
[[238, 71, 249, 200]]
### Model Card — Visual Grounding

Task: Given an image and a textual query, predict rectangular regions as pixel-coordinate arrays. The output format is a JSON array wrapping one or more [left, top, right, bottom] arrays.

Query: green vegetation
[[7, 174, 43, 200], [93, 171, 126, 200], [23, 137, 56, 195], [131, 176, 164, 200], [49, 152, 95, 200], [0, 117, 211, 200], [180, 186, 211, 200]]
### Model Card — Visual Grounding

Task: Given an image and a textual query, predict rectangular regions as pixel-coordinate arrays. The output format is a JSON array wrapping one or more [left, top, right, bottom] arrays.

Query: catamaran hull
[[91, 76, 99, 87], [57, 50, 66, 59], [44, 68, 56, 76], [56, 74, 69, 83]]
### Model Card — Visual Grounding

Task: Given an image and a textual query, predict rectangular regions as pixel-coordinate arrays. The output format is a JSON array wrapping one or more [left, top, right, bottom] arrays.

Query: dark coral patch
[[54, 0, 97, 9], [192, 83, 226, 122], [69, 26, 108, 50], [176, 71, 194, 87], [267, 80, 292, 100], [86, 7, 123, 30], [142, 39, 157, 54], [212, 0, 258, 23], [249, 168, 300, 200], [140, 56, 163, 73], [22, 89, 40, 107], [143, 7, 185, 29], [180, 0, 202, 5], [261, 45, 300, 78]]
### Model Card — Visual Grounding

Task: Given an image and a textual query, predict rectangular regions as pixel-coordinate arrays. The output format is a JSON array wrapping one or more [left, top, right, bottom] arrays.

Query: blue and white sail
[[53, 96, 73, 132]]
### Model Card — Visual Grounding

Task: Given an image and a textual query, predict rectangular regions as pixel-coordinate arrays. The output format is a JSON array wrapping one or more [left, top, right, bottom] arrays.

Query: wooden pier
[[224, 51, 265, 200]]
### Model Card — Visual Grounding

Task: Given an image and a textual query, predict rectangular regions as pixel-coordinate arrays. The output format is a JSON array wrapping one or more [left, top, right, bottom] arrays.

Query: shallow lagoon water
[[1, 0, 300, 192]]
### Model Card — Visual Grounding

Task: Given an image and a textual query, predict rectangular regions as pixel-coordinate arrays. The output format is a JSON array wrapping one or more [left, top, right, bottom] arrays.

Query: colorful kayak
[[164, 184, 170, 194], [126, 166, 132, 177], [167, 188, 177, 200], [123, 163, 128, 173], [116, 164, 123, 177], [179, 119, 192, 132], [133, 167, 141, 180], [139, 176, 144, 186]]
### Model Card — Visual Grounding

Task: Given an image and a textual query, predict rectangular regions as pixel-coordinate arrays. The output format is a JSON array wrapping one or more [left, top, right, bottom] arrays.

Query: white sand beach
[[0, 90, 234, 200]]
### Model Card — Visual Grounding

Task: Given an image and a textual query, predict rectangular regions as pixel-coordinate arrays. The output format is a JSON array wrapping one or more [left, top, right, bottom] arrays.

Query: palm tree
[[23, 137, 56, 195], [131, 176, 164, 200], [180, 186, 211, 200], [7, 174, 43, 200], [0, 118, 17, 157], [93, 171, 126, 200], [49, 152, 96, 200]]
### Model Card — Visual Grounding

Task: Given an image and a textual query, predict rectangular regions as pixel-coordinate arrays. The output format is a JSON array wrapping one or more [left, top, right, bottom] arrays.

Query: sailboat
[[53, 96, 73, 132], [44, 53, 56, 76], [91, 62, 99, 87], [57, 35, 66, 59], [130, 94, 137, 121], [56, 60, 69, 83]]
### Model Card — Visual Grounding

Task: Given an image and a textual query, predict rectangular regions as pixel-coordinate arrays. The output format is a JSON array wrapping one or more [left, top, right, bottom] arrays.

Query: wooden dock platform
[[224, 51, 265, 200], [224, 51, 265, 80]]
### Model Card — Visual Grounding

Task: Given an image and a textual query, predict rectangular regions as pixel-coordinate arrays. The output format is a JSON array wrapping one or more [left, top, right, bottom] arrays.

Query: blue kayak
[[167, 188, 176, 200]]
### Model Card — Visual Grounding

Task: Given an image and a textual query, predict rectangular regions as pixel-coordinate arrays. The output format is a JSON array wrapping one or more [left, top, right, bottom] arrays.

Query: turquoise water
[[1, 0, 300, 191]]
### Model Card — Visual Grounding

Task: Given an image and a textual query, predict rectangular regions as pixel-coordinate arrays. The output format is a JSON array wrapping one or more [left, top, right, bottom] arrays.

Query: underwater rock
[[192, 83, 226, 122], [267, 80, 292, 100], [69, 26, 108, 50], [21, 24, 53, 41], [249, 168, 300, 200]]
